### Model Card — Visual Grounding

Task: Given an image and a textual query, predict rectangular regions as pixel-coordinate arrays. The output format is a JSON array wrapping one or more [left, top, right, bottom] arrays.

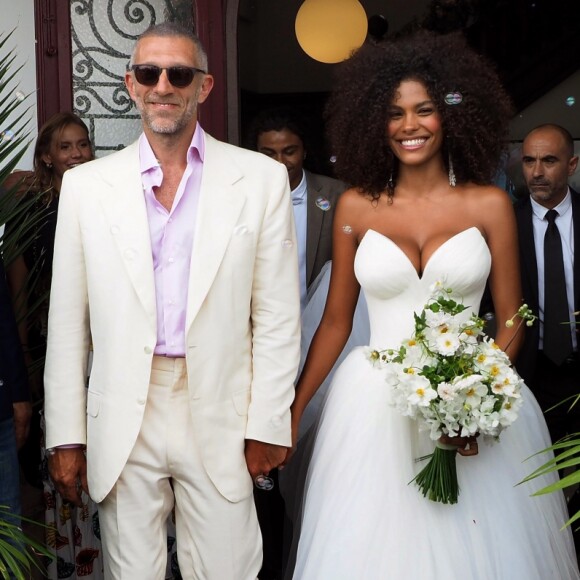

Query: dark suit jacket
[[305, 171, 345, 288], [0, 255, 29, 421], [513, 188, 580, 383]]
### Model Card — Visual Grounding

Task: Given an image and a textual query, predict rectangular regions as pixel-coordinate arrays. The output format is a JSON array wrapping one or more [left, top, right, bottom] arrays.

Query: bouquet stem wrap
[[412, 442, 459, 504]]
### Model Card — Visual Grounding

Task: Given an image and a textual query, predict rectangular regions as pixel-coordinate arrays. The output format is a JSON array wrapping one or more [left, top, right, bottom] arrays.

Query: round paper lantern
[[295, 0, 368, 64]]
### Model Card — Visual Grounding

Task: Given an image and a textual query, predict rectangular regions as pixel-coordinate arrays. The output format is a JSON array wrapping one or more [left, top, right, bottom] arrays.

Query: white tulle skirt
[[284, 265, 579, 580]]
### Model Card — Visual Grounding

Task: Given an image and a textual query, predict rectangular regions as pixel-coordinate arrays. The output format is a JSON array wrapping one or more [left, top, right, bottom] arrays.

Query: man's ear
[[197, 74, 214, 104], [568, 155, 579, 177], [125, 71, 137, 103]]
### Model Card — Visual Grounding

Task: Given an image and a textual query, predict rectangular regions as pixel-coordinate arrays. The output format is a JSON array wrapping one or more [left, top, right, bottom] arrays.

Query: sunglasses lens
[[167, 67, 195, 88], [132, 66, 197, 88], [133, 66, 161, 86]]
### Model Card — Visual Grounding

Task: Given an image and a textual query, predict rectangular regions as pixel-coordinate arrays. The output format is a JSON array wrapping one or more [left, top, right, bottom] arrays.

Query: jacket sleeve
[[245, 163, 301, 446]]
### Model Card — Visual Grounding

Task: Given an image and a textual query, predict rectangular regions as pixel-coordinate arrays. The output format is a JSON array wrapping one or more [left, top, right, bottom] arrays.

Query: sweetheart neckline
[[360, 226, 484, 280]]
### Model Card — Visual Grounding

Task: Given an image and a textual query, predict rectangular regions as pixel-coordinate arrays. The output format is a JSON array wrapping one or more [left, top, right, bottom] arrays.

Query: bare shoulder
[[461, 184, 516, 242], [462, 184, 514, 222], [462, 183, 511, 208], [333, 187, 378, 240], [336, 187, 374, 211]]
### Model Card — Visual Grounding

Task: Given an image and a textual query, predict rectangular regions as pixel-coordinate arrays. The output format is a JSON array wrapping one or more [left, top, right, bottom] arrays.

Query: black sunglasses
[[130, 64, 206, 88]]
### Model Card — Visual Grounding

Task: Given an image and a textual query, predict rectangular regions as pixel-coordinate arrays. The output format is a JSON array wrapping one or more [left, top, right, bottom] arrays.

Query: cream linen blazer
[[44, 134, 301, 503]]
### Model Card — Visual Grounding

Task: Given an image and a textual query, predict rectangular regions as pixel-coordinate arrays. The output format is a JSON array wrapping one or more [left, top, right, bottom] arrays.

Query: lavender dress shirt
[[140, 126, 205, 357]]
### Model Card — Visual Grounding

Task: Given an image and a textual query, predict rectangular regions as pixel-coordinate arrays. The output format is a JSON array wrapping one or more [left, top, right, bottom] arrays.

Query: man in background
[[514, 123, 579, 554], [249, 107, 345, 310], [515, 123, 579, 442]]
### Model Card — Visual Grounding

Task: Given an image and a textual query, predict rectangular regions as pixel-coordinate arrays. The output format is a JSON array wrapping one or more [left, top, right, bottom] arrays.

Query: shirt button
[[168, 257, 174, 264], [144, 346, 152, 354]]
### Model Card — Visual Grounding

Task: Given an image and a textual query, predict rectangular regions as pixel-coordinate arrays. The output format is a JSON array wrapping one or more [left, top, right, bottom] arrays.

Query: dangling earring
[[45, 161, 53, 169], [387, 173, 395, 205], [448, 155, 456, 187]]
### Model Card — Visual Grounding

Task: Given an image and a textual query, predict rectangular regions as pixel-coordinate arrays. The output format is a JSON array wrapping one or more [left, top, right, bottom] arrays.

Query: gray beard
[[141, 106, 196, 135]]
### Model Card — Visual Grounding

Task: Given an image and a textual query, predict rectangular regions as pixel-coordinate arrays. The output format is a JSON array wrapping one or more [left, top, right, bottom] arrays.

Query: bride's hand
[[439, 433, 479, 457], [280, 413, 300, 468]]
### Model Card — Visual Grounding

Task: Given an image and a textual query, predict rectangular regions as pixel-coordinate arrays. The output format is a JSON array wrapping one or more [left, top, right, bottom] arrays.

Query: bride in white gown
[[287, 32, 579, 579]]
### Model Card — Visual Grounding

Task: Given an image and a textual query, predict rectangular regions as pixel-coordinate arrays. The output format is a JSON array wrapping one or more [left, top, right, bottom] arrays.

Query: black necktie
[[543, 209, 573, 365]]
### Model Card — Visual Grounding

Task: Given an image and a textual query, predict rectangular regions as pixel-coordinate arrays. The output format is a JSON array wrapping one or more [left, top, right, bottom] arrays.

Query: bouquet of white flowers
[[367, 282, 534, 504]]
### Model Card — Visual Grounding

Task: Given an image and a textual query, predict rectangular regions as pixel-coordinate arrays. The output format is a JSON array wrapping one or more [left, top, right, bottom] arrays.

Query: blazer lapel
[[516, 197, 539, 310], [571, 188, 580, 312], [305, 171, 323, 286], [98, 142, 157, 327], [185, 136, 246, 331]]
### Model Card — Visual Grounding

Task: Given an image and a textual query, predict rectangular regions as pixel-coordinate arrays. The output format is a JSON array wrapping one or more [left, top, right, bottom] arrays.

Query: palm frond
[[0, 29, 55, 579], [521, 431, 580, 528]]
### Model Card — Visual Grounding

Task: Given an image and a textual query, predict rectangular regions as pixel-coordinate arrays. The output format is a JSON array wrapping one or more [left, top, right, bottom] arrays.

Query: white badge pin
[[315, 196, 331, 211]]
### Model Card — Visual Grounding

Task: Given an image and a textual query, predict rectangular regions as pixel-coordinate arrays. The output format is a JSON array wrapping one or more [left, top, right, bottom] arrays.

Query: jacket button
[[144, 346, 152, 354]]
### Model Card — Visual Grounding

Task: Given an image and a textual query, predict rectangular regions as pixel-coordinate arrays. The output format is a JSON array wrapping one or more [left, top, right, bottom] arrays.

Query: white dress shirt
[[291, 171, 308, 310], [530, 189, 577, 349]]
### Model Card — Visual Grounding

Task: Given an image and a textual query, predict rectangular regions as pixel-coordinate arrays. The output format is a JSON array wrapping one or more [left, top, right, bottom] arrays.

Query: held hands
[[244, 439, 288, 480], [48, 448, 89, 507], [439, 433, 479, 457]]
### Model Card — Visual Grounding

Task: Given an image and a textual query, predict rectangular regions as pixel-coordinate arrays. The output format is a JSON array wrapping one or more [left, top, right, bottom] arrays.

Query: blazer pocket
[[87, 391, 101, 417], [232, 388, 250, 416]]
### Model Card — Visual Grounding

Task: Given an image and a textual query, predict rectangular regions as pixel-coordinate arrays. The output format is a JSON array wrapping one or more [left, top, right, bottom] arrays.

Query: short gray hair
[[129, 22, 208, 71]]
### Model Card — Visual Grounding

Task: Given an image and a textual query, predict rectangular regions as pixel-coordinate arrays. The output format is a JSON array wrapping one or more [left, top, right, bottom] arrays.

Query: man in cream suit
[[44, 22, 300, 580]]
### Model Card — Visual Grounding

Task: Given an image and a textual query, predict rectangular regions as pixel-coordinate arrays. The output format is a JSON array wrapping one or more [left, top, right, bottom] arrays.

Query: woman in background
[[6, 112, 103, 579]]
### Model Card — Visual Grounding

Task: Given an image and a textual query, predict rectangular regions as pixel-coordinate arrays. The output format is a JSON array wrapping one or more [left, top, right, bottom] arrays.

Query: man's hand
[[48, 448, 89, 507], [244, 439, 287, 480], [12, 401, 32, 449]]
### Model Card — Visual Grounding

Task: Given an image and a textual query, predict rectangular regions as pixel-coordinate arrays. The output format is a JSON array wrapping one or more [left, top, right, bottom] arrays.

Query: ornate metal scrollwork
[[70, 0, 194, 155]]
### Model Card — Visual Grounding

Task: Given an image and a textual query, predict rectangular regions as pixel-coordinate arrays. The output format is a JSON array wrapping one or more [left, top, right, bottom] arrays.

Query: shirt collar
[[291, 170, 307, 204], [530, 187, 571, 221], [139, 124, 205, 175]]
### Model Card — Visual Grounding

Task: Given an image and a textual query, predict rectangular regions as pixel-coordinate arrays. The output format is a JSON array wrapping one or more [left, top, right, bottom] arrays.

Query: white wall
[[2, 0, 38, 170]]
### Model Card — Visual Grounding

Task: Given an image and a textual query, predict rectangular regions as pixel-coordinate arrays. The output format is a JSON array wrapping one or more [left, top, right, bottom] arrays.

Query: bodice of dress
[[354, 227, 491, 349]]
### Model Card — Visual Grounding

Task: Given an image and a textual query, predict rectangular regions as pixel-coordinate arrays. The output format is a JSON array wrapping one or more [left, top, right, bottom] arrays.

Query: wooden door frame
[[34, 0, 236, 142], [34, 0, 73, 128]]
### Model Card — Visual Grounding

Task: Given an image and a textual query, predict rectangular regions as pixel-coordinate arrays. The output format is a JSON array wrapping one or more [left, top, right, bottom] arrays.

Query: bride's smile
[[387, 79, 443, 166]]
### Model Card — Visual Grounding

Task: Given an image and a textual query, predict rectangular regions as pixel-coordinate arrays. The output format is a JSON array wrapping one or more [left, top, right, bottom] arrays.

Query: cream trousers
[[98, 356, 261, 579]]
